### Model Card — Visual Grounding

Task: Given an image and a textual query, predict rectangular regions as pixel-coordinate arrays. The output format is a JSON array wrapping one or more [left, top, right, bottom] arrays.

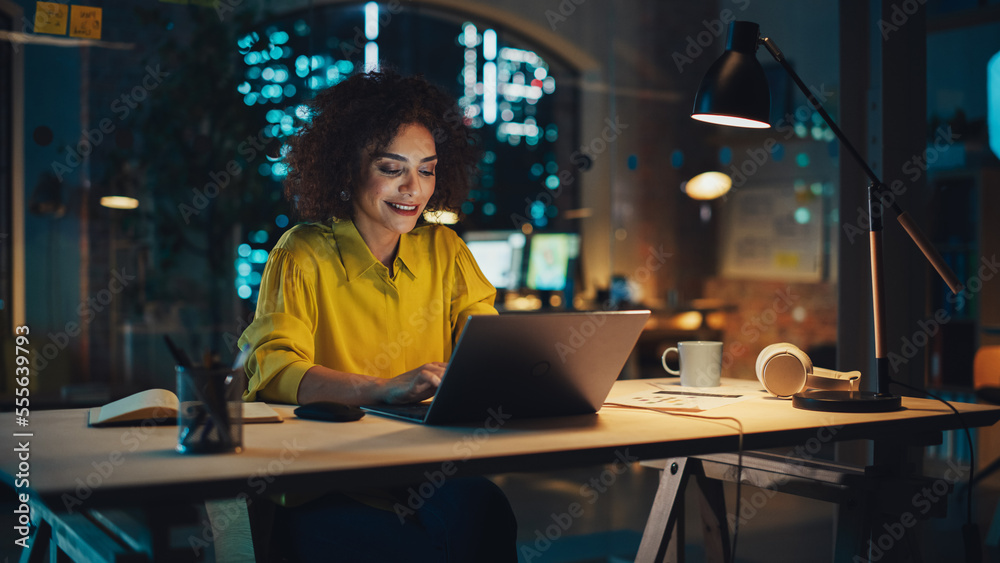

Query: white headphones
[[755, 343, 861, 398]]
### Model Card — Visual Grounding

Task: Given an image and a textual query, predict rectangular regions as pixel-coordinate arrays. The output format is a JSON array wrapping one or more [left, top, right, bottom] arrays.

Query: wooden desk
[[4, 378, 1000, 561]]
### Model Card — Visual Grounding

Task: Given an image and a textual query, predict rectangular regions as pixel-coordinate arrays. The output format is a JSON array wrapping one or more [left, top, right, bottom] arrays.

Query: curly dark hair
[[283, 70, 479, 222]]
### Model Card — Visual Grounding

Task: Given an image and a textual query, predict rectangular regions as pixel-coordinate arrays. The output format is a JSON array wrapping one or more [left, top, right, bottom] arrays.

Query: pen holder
[[176, 365, 243, 454]]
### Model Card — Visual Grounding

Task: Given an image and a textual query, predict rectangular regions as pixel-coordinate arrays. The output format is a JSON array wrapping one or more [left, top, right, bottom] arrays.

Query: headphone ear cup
[[756, 343, 811, 398]]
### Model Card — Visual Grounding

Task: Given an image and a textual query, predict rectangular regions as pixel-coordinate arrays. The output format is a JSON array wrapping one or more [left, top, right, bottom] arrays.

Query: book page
[[93, 389, 179, 425]]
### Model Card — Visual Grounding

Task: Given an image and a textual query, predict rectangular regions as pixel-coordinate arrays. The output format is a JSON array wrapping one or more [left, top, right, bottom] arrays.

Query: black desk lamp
[[692, 21, 964, 412]]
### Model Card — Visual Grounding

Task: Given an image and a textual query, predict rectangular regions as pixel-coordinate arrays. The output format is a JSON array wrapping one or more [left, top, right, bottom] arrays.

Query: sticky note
[[69, 5, 101, 40], [774, 252, 801, 269], [34, 2, 68, 35]]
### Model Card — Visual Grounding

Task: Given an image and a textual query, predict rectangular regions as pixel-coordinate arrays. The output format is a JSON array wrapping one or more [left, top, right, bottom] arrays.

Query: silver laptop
[[361, 310, 650, 425]]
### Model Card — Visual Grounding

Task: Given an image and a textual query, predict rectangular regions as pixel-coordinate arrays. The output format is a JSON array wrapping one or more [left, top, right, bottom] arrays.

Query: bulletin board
[[719, 184, 825, 282]]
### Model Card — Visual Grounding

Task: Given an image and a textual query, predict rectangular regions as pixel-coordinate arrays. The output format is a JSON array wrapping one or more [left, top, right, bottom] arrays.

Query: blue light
[[258, 163, 271, 176], [238, 262, 252, 276], [252, 230, 269, 244], [270, 46, 283, 59], [237, 244, 251, 257], [273, 68, 289, 83], [483, 203, 496, 216], [270, 31, 289, 45], [272, 162, 289, 177], [627, 154, 638, 170], [250, 272, 262, 285], [530, 201, 545, 219], [365, 42, 379, 72], [483, 62, 497, 124], [276, 214, 289, 228], [266, 109, 283, 123], [311, 56, 324, 70], [295, 105, 310, 120], [989, 51, 1000, 159], [461, 201, 474, 214], [796, 153, 810, 167], [336, 60, 354, 73], [262, 67, 275, 81], [244, 52, 260, 65], [243, 93, 259, 106], [295, 55, 309, 69], [365, 2, 379, 40], [483, 151, 496, 164], [237, 82, 251, 95], [483, 29, 496, 61], [463, 23, 477, 48], [238, 285, 253, 299], [772, 143, 785, 161], [530, 163, 543, 177], [250, 249, 270, 264], [794, 207, 811, 224], [246, 67, 262, 79], [671, 149, 684, 168], [544, 175, 560, 189], [718, 147, 731, 165]]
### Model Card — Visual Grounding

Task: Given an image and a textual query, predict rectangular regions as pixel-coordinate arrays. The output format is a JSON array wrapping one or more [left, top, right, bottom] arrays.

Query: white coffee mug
[[661, 341, 723, 387]]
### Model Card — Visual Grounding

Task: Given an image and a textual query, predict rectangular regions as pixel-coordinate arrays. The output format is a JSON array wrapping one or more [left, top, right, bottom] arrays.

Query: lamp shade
[[691, 21, 771, 128]]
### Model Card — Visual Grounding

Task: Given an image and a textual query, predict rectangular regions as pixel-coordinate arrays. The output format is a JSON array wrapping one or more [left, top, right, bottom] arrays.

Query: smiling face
[[352, 123, 438, 255]]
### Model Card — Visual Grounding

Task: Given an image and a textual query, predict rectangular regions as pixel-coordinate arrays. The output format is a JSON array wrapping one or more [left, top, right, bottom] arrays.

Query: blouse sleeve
[[238, 247, 318, 404], [450, 239, 498, 343]]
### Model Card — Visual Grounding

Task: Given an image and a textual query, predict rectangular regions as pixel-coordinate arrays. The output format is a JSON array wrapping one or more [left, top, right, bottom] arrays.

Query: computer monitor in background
[[525, 233, 580, 292], [463, 231, 527, 290]]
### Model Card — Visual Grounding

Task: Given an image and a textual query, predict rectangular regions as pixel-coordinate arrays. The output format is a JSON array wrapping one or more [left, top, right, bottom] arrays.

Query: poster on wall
[[719, 184, 824, 282]]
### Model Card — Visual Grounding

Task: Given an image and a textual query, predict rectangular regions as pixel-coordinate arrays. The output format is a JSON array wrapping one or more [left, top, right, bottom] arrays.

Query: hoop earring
[[339, 190, 350, 201]]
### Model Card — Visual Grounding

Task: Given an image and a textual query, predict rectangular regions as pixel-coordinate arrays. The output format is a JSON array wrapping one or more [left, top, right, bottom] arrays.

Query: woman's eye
[[378, 166, 402, 176], [420, 169, 436, 177]]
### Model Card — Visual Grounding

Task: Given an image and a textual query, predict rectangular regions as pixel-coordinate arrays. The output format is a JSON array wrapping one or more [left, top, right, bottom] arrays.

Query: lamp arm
[[761, 37, 881, 185], [760, 36, 964, 296]]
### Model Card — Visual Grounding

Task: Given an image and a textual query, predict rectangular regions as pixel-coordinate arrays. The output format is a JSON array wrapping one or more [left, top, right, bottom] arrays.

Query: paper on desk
[[606, 383, 757, 412]]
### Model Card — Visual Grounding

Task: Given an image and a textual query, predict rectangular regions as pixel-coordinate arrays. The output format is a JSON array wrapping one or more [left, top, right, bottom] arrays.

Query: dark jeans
[[269, 477, 517, 563]]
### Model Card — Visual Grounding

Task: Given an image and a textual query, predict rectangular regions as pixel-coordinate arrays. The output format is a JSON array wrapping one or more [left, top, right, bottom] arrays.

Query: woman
[[239, 71, 517, 562]]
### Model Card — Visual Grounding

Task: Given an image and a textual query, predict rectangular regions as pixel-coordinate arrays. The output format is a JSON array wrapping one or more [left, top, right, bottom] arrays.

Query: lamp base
[[792, 389, 903, 412]]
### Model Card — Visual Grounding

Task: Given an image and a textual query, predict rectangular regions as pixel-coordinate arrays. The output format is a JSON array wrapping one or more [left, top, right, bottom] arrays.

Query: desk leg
[[636, 457, 690, 563], [635, 458, 732, 563], [692, 473, 730, 562]]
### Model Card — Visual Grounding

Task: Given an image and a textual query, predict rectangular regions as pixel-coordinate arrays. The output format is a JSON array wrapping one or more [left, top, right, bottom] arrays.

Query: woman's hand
[[379, 362, 447, 404]]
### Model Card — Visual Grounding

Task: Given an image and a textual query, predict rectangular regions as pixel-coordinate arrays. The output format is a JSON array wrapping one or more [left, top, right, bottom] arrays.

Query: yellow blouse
[[239, 219, 497, 404]]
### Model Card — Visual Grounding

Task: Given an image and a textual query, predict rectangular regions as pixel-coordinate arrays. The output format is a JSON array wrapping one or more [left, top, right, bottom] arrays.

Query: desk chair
[[973, 345, 1000, 549]]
